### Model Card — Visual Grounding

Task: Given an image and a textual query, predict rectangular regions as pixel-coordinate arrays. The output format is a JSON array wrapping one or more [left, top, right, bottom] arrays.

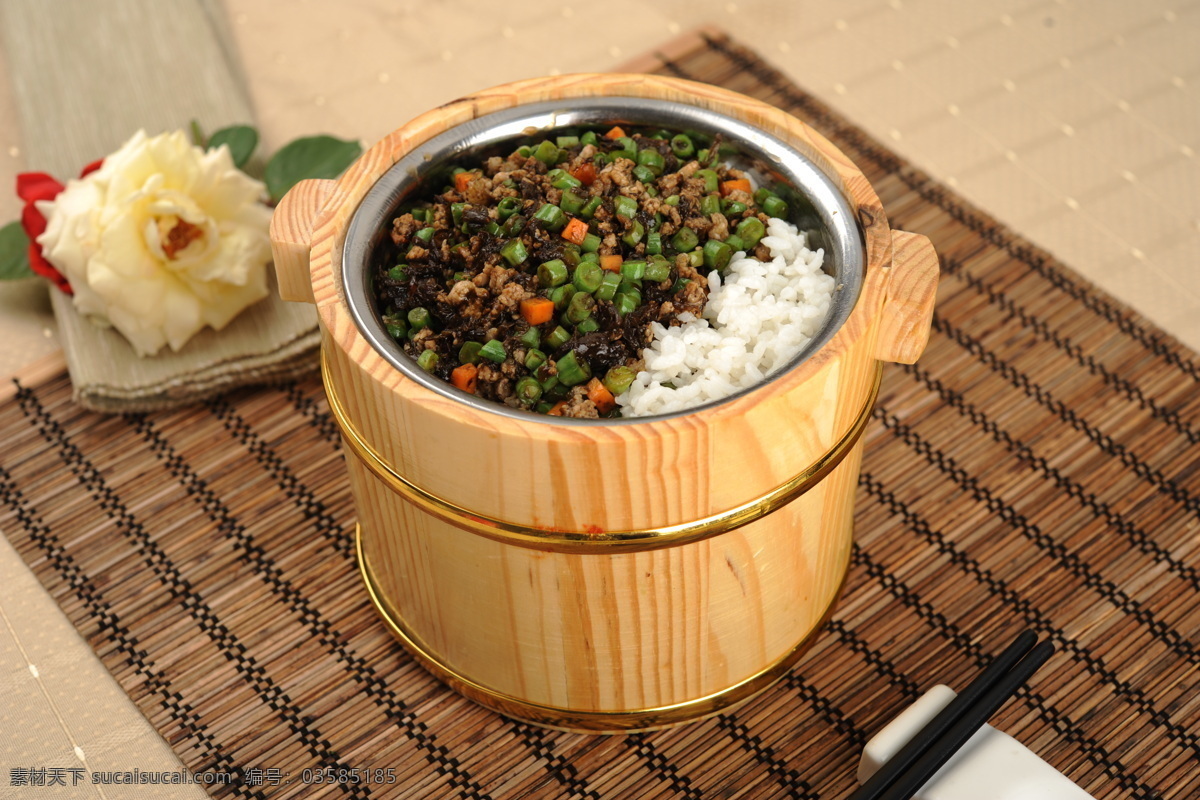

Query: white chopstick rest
[[858, 686, 1095, 800]]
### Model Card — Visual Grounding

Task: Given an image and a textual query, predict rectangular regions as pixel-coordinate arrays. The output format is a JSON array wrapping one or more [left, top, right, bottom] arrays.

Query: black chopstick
[[847, 629, 1053, 800]]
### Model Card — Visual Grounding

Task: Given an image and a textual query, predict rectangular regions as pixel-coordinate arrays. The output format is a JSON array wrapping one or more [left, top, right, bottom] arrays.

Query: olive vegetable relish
[[373, 126, 789, 418]]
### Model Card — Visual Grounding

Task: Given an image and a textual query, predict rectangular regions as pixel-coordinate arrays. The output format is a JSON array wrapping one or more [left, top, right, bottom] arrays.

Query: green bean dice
[[550, 283, 576, 311], [565, 291, 595, 325], [603, 366, 636, 395], [703, 239, 734, 272], [479, 339, 507, 363], [515, 377, 542, 405], [496, 197, 521, 220], [544, 326, 571, 349], [559, 189, 587, 215], [555, 350, 591, 386], [407, 307, 431, 329], [762, 195, 788, 218], [632, 165, 656, 184], [580, 196, 603, 219], [573, 262, 604, 294], [735, 217, 765, 249], [383, 315, 408, 340], [500, 238, 528, 265], [595, 271, 622, 301], [538, 259, 569, 288], [620, 260, 646, 281], [613, 290, 640, 316], [416, 350, 438, 372], [534, 203, 567, 231], [645, 231, 662, 255], [671, 227, 699, 252], [525, 348, 547, 370], [621, 220, 645, 248], [501, 214, 525, 236], [636, 149, 665, 176], [458, 341, 482, 364], [614, 195, 638, 220], [532, 140, 559, 166], [695, 169, 719, 193], [561, 244, 581, 267], [645, 257, 671, 282], [548, 168, 581, 190], [519, 327, 541, 349]]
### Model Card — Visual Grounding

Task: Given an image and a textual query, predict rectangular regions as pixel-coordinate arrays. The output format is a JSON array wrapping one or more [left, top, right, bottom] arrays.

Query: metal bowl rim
[[341, 96, 865, 427]]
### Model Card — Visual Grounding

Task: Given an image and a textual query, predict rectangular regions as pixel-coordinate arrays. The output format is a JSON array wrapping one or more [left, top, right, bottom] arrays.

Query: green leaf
[[265, 135, 362, 203], [0, 221, 34, 281], [190, 119, 206, 147], [207, 124, 259, 168]]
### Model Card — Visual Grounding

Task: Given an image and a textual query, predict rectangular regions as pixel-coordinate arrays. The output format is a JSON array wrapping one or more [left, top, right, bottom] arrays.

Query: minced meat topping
[[373, 125, 788, 418]]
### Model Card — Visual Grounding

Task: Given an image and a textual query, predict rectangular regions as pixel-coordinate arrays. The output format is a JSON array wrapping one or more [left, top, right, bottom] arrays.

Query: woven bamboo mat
[[2, 30, 1199, 799]]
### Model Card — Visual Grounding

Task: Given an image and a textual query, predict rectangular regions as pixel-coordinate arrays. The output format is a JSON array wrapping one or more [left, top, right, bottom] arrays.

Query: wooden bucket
[[269, 74, 938, 733]]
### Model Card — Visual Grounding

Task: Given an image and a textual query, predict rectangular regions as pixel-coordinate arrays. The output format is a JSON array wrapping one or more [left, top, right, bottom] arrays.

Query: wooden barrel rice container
[[269, 74, 938, 733]]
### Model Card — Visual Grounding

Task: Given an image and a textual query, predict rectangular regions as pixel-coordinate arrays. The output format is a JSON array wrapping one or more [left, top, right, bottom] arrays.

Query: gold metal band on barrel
[[323, 351, 881, 553], [357, 525, 849, 733]]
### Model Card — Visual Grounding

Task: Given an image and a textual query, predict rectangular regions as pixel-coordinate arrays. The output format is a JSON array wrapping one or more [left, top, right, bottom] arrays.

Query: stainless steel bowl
[[342, 97, 865, 424]]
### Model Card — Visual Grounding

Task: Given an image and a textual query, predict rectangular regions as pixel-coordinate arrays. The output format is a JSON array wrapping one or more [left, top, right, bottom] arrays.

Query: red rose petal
[[16, 170, 72, 295], [27, 243, 73, 294], [15, 172, 64, 203], [20, 201, 48, 239]]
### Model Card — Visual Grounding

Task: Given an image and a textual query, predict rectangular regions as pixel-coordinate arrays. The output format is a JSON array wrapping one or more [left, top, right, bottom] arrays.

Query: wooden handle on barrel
[[873, 230, 939, 365], [270, 178, 337, 304]]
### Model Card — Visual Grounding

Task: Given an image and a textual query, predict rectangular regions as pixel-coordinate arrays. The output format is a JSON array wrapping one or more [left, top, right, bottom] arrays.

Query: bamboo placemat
[[2, 31, 1198, 799]]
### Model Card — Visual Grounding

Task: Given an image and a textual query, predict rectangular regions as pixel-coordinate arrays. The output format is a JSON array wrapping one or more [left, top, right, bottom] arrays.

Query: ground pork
[[560, 386, 600, 419]]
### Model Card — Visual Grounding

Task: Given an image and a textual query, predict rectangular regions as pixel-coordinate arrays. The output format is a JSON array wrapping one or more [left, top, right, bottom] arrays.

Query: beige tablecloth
[[1, 0, 1198, 794]]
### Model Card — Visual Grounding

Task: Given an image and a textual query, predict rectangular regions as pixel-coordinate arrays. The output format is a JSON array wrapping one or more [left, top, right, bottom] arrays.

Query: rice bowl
[[272, 74, 939, 732]]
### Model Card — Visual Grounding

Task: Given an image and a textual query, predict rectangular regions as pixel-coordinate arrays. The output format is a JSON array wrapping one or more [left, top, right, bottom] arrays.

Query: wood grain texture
[[874, 231, 939, 365], [270, 73, 933, 723], [271, 178, 335, 303], [352, 440, 862, 714]]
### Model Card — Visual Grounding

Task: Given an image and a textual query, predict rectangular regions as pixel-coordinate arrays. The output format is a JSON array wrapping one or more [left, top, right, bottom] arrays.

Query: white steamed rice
[[616, 217, 835, 417]]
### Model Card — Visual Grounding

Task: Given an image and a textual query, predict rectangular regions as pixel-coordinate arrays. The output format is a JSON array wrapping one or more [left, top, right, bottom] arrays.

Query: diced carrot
[[719, 178, 752, 197], [547, 401, 569, 416], [561, 218, 589, 245], [571, 162, 596, 186], [604, 126, 626, 140], [454, 171, 474, 192], [520, 297, 555, 326], [599, 254, 623, 272], [450, 364, 478, 394], [585, 378, 615, 414]]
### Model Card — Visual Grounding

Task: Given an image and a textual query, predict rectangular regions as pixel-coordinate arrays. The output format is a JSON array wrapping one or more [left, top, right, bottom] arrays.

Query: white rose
[[36, 129, 273, 356]]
